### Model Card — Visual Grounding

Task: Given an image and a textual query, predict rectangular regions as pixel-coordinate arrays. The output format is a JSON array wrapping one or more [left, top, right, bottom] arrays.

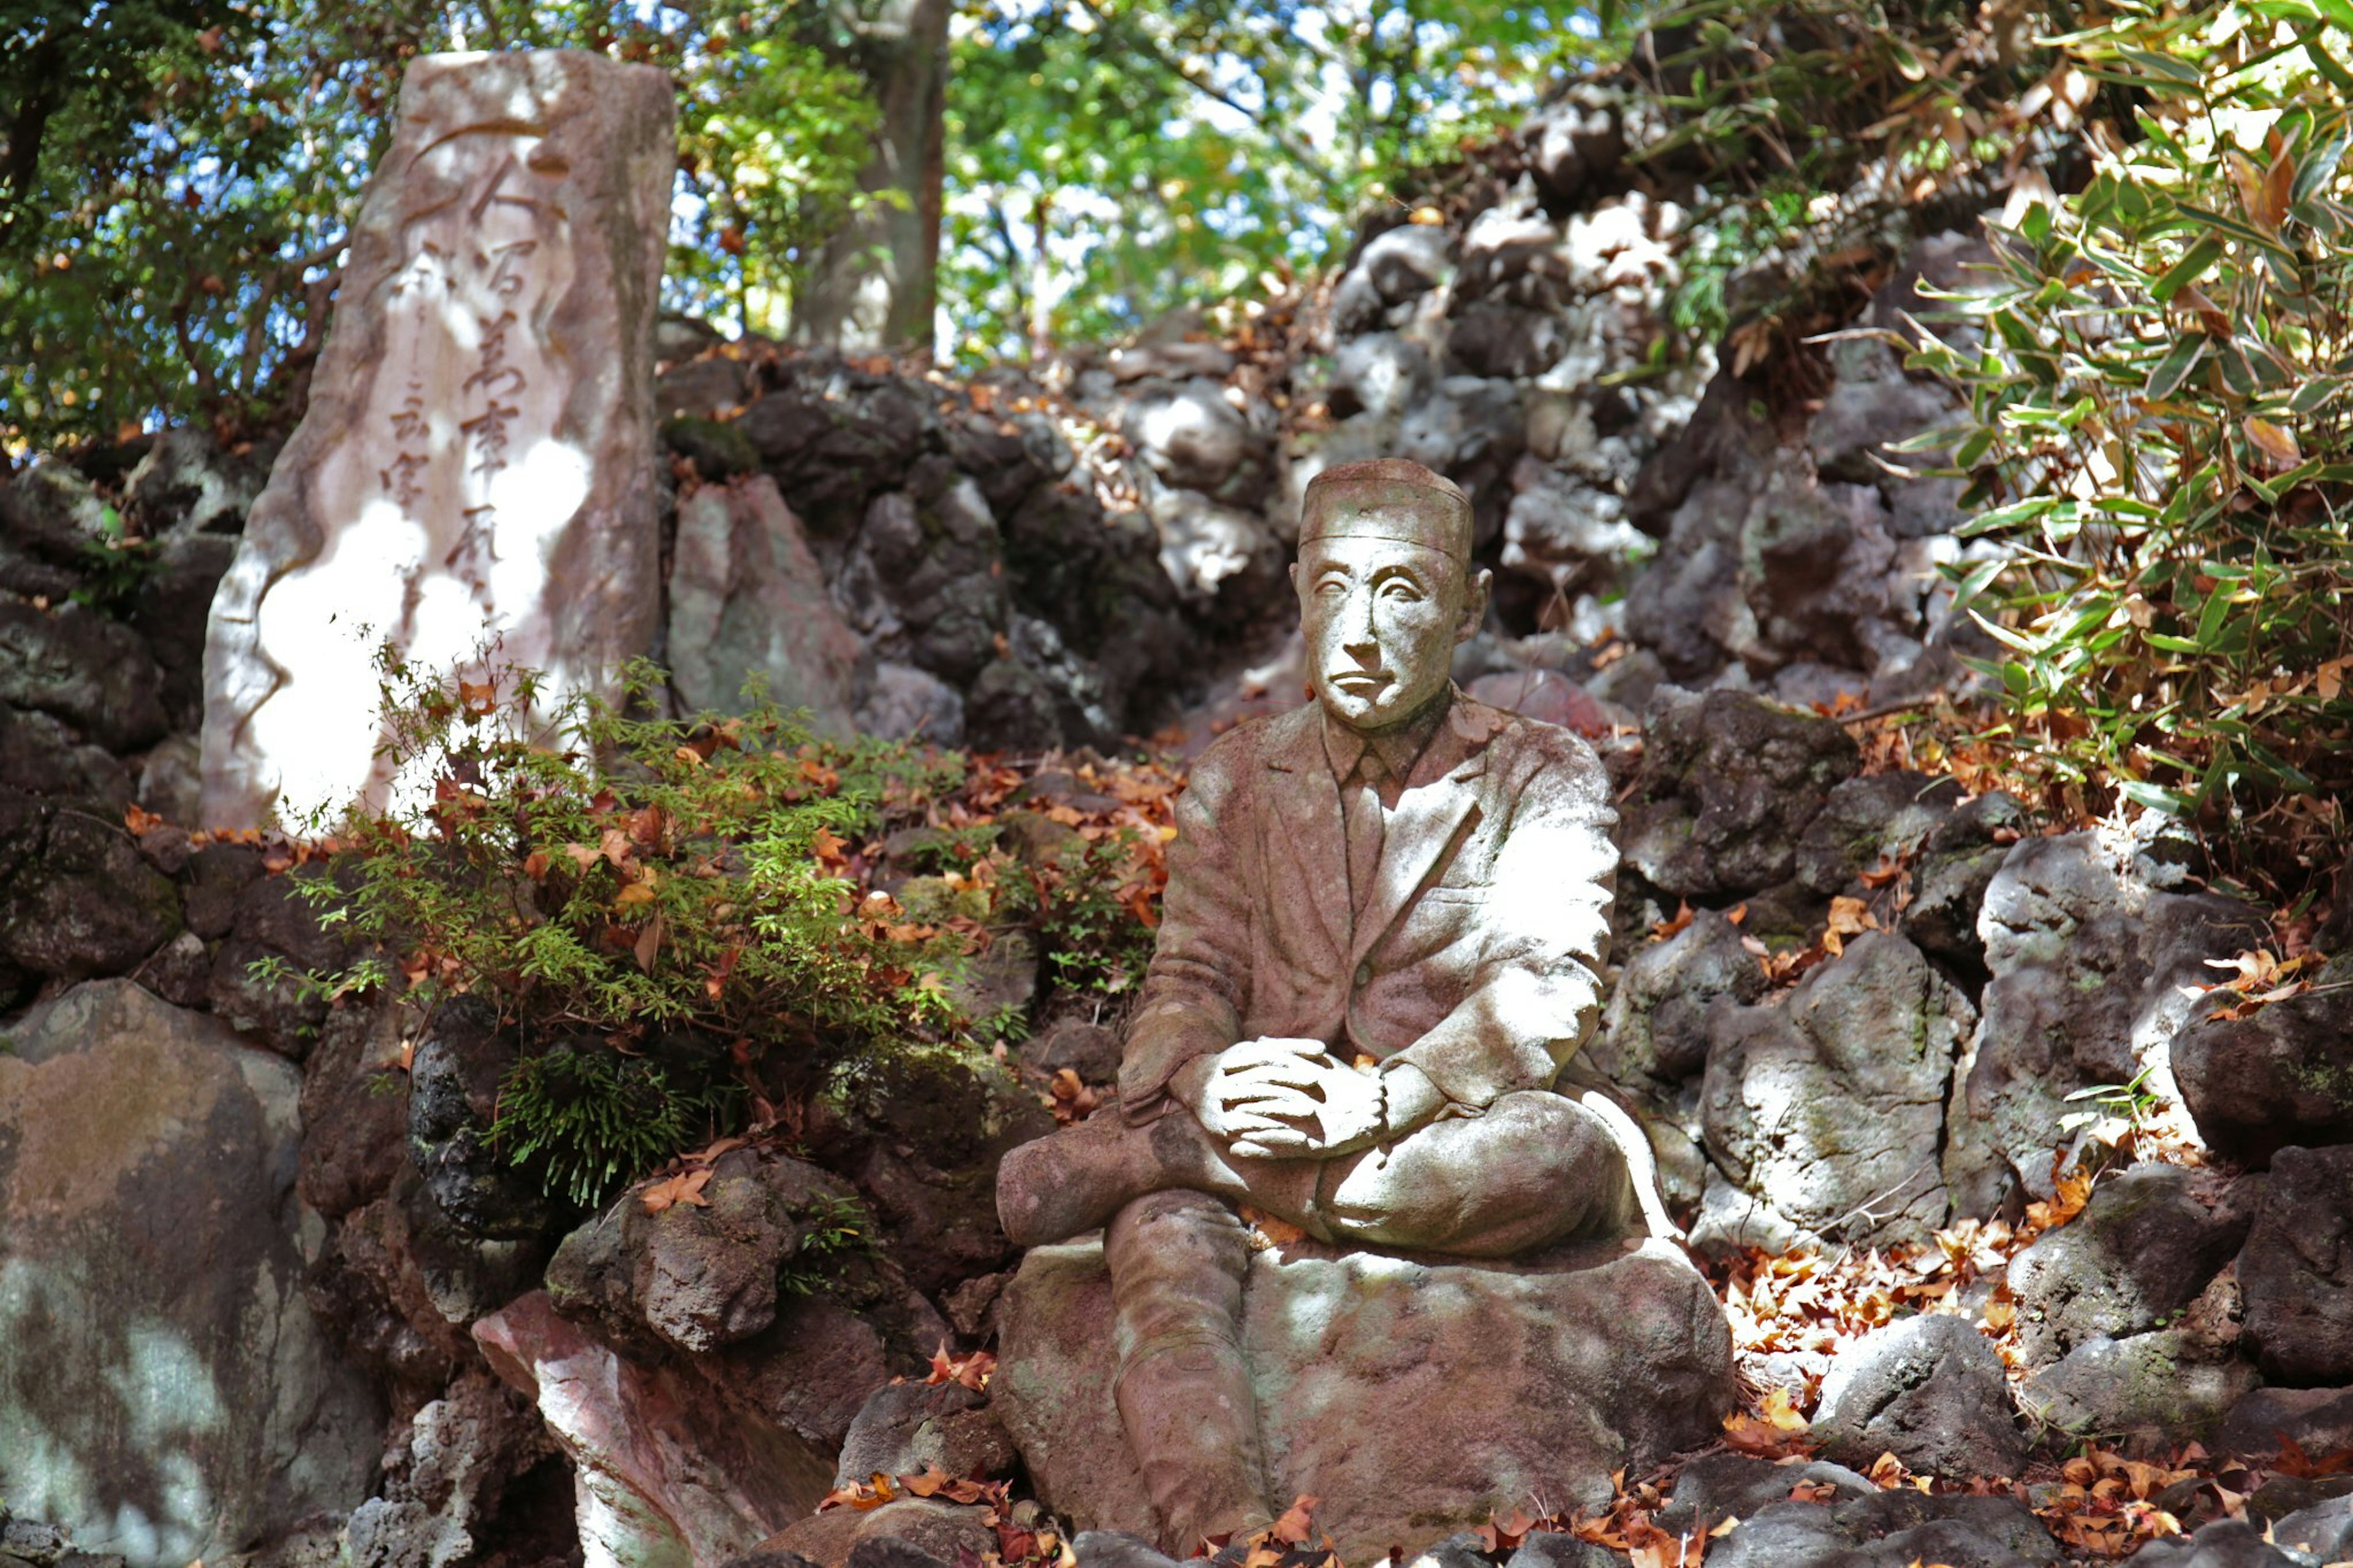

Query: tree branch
[[1067, 0, 1330, 179]]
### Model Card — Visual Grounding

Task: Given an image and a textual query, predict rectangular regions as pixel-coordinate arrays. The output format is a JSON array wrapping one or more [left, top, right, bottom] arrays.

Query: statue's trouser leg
[[1104, 1191, 1275, 1555], [998, 1101, 1320, 1248], [1313, 1091, 1640, 1256]]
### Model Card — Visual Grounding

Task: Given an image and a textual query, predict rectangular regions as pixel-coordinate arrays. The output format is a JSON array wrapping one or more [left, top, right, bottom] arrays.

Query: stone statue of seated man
[[996, 458, 1668, 1552]]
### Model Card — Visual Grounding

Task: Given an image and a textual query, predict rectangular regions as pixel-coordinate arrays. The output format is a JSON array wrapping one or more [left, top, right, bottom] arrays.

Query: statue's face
[[1294, 531, 1489, 733]]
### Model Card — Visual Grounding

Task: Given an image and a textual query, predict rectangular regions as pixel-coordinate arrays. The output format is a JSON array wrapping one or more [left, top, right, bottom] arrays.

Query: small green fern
[[489, 1048, 737, 1210]]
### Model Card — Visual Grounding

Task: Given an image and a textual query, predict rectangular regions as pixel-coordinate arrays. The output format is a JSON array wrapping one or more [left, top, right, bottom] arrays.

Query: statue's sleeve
[[1389, 729, 1618, 1109], [1116, 732, 1255, 1124]]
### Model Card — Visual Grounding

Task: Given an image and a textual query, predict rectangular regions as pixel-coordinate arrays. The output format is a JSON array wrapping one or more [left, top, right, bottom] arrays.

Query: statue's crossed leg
[[999, 1091, 1646, 1553]]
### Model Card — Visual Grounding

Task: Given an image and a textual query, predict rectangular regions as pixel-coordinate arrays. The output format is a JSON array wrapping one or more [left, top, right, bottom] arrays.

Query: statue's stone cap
[[1299, 458, 1471, 563]]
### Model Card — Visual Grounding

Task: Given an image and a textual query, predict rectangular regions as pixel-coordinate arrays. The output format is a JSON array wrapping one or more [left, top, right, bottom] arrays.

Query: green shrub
[[1899, 3, 2353, 893], [282, 651, 978, 1190]]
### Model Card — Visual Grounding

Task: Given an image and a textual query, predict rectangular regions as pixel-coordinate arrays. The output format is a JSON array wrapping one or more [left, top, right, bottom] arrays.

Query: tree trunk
[[795, 0, 948, 352]]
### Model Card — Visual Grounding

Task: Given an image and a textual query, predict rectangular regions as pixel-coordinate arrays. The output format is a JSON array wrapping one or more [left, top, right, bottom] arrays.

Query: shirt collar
[[1321, 684, 1455, 787]]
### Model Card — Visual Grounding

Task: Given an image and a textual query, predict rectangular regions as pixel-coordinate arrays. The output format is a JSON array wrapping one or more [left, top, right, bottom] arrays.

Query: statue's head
[[1292, 458, 1491, 733]]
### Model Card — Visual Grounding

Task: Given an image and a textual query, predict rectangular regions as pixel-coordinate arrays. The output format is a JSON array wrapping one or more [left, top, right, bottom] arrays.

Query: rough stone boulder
[[667, 476, 862, 733], [834, 1382, 1017, 1491], [1813, 1315, 2026, 1480], [1588, 907, 1764, 1096], [0, 980, 381, 1567], [548, 1147, 873, 1356], [995, 1236, 1732, 1561], [2219, 1386, 2353, 1461], [1695, 931, 1971, 1253], [2240, 1146, 2353, 1386], [1617, 689, 1860, 900], [2020, 1322, 2259, 1450], [476, 1290, 835, 1568], [1944, 832, 2269, 1215], [1658, 1455, 2058, 1568], [2173, 953, 2353, 1166], [0, 600, 169, 754], [545, 1157, 952, 1450], [2004, 1164, 2259, 1368], [0, 790, 181, 982]]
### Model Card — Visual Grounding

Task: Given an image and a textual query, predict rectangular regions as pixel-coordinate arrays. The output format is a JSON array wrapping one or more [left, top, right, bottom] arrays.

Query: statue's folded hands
[[1198, 1044, 1443, 1159]]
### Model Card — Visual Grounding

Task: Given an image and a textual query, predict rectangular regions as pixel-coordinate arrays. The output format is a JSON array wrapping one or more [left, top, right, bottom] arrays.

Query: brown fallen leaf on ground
[[640, 1165, 713, 1214], [926, 1342, 996, 1390], [816, 1472, 896, 1512]]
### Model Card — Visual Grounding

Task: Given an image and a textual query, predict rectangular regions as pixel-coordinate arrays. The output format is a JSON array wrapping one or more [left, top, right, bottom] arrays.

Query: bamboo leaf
[[2151, 237, 2225, 303]]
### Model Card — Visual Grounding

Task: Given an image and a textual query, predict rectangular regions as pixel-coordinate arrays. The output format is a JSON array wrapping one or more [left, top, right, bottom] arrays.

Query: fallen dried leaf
[[641, 1165, 713, 1215]]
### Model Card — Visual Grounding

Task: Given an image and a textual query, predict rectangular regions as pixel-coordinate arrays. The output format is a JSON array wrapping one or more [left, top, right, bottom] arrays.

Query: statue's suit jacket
[[1121, 688, 1620, 1124]]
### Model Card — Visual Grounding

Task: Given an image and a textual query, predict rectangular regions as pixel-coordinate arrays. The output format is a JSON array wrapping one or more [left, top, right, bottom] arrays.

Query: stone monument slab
[[202, 50, 673, 828]]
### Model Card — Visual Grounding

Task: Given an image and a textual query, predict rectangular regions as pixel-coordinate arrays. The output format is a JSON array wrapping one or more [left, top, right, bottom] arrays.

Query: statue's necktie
[[1345, 752, 1389, 922]]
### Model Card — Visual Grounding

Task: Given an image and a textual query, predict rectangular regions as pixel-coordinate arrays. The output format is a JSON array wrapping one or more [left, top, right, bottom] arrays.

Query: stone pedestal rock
[[995, 1237, 1732, 1560], [202, 50, 673, 827]]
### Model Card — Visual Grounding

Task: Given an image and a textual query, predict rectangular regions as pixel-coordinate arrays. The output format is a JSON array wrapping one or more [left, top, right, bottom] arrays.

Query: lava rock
[[2007, 1164, 2260, 1367], [1619, 688, 1861, 900], [1502, 1534, 1619, 1568], [664, 414, 762, 479], [835, 1382, 1017, 1490], [405, 998, 553, 1241], [2121, 1518, 2306, 1567], [2021, 1263, 2259, 1449], [1590, 909, 1765, 1093], [752, 1499, 995, 1568], [550, 1146, 866, 1355], [121, 426, 261, 537], [1795, 771, 1964, 895], [1655, 1452, 1875, 1532], [822, 1051, 1053, 1299], [740, 354, 941, 533], [1697, 932, 1970, 1252], [180, 839, 264, 940], [0, 792, 181, 981], [1898, 793, 2025, 967], [1944, 833, 2270, 1216], [2219, 1386, 2353, 1462], [126, 531, 238, 731], [296, 999, 412, 1219], [2175, 954, 2353, 1167], [2241, 1146, 2353, 1385], [1071, 1533, 1181, 1568], [1029, 1018, 1123, 1085], [207, 867, 349, 1058], [1814, 1314, 2026, 1480], [0, 600, 168, 752], [0, 702, 131, 804]]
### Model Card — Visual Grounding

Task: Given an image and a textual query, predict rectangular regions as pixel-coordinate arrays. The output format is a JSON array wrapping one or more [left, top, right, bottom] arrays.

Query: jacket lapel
[[1346, 700, 1496, 967], [1263, 707, 1351, 970]]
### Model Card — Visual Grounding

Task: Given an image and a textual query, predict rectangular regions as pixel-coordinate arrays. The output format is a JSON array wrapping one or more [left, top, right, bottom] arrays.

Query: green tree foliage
[[941, 0, 1599, 362], [1629, 0, 2063, 352], [1899, 2, 2353, 888], [1, 1, 874, 454]]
